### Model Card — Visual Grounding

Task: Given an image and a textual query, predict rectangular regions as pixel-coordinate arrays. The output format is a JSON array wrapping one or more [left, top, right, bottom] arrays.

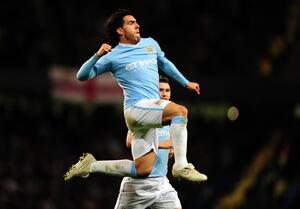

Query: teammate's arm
[[126, 131, 132, 148], [158, 140, 173, 149]]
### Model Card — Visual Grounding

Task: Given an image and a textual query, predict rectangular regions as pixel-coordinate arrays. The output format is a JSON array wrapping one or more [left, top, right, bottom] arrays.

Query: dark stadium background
[[1, 0, 299, 209]]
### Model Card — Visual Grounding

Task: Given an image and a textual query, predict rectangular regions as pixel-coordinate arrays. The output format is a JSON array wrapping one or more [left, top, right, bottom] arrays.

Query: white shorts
[[114, 176, 181, 209], [124, 99, 170, 160]]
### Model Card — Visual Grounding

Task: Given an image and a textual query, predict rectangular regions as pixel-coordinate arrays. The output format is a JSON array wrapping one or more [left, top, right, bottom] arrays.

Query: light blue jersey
[[77, 37, 189, 109], [148, 126, 170, 177]]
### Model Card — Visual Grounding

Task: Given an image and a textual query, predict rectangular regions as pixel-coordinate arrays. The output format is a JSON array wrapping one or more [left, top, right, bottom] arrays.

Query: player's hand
[[169, 147, 174, 159], [186, 82, 200, 95], [96, 43, 112, 57]]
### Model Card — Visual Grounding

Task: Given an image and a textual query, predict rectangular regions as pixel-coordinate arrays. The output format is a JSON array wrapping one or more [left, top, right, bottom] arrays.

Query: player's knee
[[134, 151, 156, 178], [175, 105, 188, 117], [134, 160, 153, 178]]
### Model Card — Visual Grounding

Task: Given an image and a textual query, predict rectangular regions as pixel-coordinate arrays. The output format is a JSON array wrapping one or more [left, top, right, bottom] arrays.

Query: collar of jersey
[[118, 41, 140, 48]]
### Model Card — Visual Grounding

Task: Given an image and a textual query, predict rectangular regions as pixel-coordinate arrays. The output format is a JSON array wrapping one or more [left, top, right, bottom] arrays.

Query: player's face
[[159, 82, 171, 100], [120, 15, 140, 44]]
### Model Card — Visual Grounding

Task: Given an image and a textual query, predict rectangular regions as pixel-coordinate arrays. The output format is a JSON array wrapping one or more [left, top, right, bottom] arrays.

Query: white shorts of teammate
[[124, 99, 170, 160], [114, 176, 181, 209]]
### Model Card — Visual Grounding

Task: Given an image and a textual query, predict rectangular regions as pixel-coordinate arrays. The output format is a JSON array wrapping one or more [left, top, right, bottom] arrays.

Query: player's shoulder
[[141, 37, 160, 52], [106, 44, 124, 58], [141, 37, 158, 44]]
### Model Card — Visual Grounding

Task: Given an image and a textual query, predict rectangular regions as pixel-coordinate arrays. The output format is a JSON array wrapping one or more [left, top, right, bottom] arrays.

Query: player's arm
[[77, 43, 112, 81], [126, 130, 133, 148], [151, 38, 200, 94], [96, 43, 112, 57], [159, 139, 174, 159], [158, 57, 200, 94], [158, 139, 173, 149]]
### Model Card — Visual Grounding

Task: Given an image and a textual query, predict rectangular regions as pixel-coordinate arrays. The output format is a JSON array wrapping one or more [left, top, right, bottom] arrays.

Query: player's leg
[[163, 101, 207, 182], [130, 128, 159, 177], [162, 102, 188, 170], [64, 153, 137, 181], [64, 99, 163, 181], [64, 129, 159, 180], [124, 99, 169, 177], [134, 150, 156, 177]]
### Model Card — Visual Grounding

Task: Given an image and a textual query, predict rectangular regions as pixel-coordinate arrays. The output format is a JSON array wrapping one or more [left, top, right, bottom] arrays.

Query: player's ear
[[116, 27, 123, 35]]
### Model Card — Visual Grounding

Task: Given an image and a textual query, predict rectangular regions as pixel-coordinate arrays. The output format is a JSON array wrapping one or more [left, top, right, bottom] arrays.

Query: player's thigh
[[162, 101, 188, 124], [124, 99, 170, 133], [131, 128, 159, 160], [134, 150, 156, 176]]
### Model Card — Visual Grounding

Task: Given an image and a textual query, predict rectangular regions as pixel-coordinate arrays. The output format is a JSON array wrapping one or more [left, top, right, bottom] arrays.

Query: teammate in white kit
[[64, 8, 207, 182]]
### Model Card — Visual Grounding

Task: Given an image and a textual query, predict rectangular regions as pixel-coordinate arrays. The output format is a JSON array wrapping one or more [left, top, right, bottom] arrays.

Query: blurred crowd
[[0, 0, 292, 78]]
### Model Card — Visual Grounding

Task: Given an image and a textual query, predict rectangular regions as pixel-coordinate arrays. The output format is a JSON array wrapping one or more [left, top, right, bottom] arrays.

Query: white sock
[[89, 160, 133, 177], [170, 116, 189, 170]]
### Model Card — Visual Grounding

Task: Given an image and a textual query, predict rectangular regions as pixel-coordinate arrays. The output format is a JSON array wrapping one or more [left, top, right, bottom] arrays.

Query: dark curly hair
[[104, 8, 134, 47], [159, 75, 170, 84]]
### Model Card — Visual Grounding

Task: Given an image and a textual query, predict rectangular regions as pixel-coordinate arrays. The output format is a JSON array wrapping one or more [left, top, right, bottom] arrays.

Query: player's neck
[[119, 37, 140, 45]]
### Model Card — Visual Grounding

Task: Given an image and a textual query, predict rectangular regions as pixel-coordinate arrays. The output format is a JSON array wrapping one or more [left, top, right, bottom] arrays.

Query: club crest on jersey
[[146, 46, 153, 54]]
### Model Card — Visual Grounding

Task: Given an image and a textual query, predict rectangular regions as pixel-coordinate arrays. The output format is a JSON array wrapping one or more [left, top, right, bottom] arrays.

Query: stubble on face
[[122, 15, 141, 44]]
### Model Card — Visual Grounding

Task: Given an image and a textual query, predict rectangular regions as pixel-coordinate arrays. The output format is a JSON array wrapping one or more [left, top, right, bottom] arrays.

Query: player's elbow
[[126, 142, 131, 148], [76, 72, 87, 81]]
